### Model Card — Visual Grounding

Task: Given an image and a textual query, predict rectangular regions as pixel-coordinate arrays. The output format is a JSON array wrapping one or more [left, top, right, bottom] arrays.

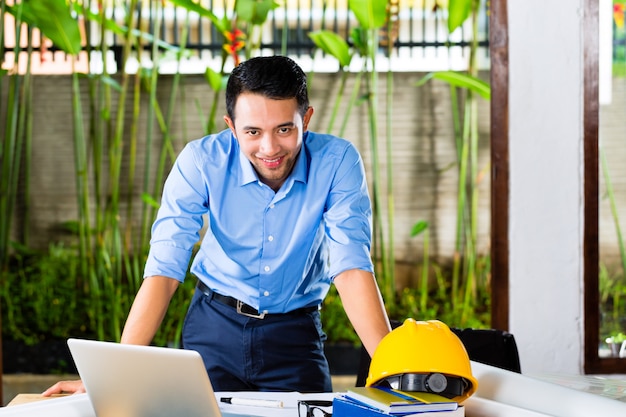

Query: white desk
[[2, 365, 626, 417]]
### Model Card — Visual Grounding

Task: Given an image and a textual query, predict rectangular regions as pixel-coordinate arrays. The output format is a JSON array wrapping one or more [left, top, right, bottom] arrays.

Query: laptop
[[67, 338, 225, 417]]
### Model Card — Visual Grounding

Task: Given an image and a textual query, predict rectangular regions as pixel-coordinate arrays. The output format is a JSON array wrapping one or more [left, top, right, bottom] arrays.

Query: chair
[[354, 320, 522, 387]]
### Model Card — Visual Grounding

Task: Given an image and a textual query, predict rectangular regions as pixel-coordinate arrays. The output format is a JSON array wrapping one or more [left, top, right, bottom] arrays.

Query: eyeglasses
[[298, 400, 333, 417]]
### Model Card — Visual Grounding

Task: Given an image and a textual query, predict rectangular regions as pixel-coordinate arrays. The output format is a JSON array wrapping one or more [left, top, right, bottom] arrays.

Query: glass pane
[[598, 2, 626, 359]]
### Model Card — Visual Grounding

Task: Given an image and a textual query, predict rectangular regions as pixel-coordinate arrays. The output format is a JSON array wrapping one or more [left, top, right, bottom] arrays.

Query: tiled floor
[[2, 374, 358, 406]]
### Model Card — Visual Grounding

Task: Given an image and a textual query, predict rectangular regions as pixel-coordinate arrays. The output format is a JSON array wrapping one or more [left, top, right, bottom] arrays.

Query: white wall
[[508, 0, 586, 374]]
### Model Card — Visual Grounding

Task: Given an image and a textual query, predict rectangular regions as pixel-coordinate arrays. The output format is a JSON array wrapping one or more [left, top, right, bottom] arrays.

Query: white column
[[508, 0, 585, 374]]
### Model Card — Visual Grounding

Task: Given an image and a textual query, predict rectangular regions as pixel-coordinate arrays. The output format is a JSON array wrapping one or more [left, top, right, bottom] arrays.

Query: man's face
[[224, 92, 314, 191]]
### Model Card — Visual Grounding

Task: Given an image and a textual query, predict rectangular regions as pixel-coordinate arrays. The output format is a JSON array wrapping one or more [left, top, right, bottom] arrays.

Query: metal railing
[[3, 0, 491, 73]]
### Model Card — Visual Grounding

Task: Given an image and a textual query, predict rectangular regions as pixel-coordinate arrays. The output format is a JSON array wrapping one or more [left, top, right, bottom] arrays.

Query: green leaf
[[416, 71, 491, 100], [100, 74, 123, 92], [168, 0, 224, 30], [236, 0, 255, 23], [141, 193, 161, 209], [447, 0, 472, 34], [16, 0, 82, 55], [236, 0, 279, 25], [350, 27, 368, 56], [348, 0, 388, 29], [308, 31, 351, 68], [204, 67, 225, 92], [410, 221, 429, 237], [76, 4, 182, 53], [60, 220, 81, 235]]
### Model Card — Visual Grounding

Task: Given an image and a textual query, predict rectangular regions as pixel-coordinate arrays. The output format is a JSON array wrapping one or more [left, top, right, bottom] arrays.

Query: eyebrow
[[242, 122, 296, 131]]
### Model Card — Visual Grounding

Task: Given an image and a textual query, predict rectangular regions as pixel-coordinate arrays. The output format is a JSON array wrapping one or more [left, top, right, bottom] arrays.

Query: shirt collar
[[238, 147, 258, 186], [290, 136, 309, 185]]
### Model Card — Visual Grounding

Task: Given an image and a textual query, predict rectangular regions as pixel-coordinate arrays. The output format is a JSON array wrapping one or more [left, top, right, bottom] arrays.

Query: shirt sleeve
[[324, 142, 374, 278], [144, 143, 209, 282]]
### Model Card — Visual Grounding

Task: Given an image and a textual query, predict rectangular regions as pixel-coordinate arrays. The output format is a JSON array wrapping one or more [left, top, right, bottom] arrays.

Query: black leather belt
[[196, 280, 318, 319]]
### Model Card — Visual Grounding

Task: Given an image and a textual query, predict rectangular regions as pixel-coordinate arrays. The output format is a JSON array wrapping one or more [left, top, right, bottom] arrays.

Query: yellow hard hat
[[365, 318, 478, 403]]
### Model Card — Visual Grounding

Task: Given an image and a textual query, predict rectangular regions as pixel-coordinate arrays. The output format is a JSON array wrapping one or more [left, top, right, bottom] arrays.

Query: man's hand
[[42, 379, 86, 396]]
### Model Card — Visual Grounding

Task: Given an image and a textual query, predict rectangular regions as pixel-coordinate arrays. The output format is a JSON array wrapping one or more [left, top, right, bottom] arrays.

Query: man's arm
[[43, 275, 180, 396], [120, 275, 180, 344], [333, 269, 391, 356]]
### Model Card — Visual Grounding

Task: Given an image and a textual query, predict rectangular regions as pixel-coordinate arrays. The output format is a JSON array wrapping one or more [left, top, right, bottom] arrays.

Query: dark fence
[[3, 0, 491, 73], [126, 0, 491, 59]]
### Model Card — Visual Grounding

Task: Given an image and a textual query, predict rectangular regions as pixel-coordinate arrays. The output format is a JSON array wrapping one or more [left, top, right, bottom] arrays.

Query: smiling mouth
[[260, 156, 283, 168]]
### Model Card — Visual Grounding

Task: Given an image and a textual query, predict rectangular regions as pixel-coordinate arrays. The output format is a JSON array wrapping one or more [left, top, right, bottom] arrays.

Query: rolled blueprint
[[464, 396, 552, 417], [471, 361, 626, 416]]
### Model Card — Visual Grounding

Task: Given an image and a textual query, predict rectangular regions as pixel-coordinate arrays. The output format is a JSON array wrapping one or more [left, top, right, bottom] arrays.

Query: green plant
[[1, 0, 196, 342], [1, 0, 81, 278], [351, 0, 399, 313], [1, 244, 92, 344], [614, 2, 626, 66], [308, 30, 355, 136], [395, 258, 491, 329], [601, 146, 626, 284], [309, 0, 398, 314], [69, 0, 181, 340], [170, 0, 278, 134], [309, 0, 494, 335], [600, 263, 626, 337], [599, 145, 626, 343], [415, 0, 491, 327], [0, 243, 198, 347], [321, 286, 360, 346], [410, 221, 431, 317], [1, 0, 495, 348], [606, 332, 626, 345]]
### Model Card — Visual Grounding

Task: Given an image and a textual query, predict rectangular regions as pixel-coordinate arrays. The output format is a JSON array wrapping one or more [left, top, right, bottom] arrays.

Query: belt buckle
[[236, 300, 266, 319]]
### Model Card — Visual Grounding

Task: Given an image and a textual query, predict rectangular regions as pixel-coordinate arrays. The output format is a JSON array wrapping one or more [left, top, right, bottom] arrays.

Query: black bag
[[451, 327, 521, 373]]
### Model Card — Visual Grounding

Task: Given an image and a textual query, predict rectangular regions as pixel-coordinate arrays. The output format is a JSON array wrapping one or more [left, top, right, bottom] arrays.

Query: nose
[[259, 133, 280, 156]]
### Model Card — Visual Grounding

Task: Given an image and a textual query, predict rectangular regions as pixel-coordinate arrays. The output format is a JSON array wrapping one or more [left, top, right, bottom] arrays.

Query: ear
[[224, 115, 236, 135], [303, 107, 314, 131]]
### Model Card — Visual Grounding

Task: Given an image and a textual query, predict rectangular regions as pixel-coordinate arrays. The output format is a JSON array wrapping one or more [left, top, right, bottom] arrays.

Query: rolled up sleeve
[[144, 144, 208, 282], [324, 143, 374, 278]]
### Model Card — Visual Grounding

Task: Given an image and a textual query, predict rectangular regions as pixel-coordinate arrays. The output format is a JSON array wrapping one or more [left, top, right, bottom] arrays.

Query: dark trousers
[[182, 287, 332, 392]]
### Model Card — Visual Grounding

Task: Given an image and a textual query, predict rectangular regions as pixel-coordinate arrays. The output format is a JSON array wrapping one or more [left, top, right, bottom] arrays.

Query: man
[[45, 55, 390, 394]]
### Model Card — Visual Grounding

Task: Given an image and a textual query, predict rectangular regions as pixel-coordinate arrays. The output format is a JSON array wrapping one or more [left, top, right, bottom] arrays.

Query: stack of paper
[[334, 387, 463, 417]]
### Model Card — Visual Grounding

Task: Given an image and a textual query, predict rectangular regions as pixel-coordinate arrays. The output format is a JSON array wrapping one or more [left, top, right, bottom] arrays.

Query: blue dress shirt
[[144, 129, 374, 313]]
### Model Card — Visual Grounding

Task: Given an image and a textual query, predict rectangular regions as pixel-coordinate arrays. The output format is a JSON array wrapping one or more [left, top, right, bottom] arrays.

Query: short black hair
[[225, 56, 309, 121]]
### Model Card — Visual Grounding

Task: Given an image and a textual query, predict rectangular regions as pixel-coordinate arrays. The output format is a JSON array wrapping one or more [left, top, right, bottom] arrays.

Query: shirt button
[[263, 291, 270, 296], [268, 235, 274, 242], [269, 204, 275, 209], [264, 265, 270, 272]]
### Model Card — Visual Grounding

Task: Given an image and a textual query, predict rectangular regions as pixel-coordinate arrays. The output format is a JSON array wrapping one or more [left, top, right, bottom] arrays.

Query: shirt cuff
[[144, 243, 193, 283], [328, 243, 374, 279]]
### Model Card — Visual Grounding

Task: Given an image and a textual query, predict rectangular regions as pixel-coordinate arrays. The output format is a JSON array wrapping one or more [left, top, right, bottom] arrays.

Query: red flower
[[224, 29, 245, 42], [615, 3, 625, 29], [222, 29, 246, 66]]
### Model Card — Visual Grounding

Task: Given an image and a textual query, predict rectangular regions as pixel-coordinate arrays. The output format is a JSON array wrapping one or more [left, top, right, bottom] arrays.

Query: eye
[[278, 127, 292, 134], [246, 129, 260, 136]]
